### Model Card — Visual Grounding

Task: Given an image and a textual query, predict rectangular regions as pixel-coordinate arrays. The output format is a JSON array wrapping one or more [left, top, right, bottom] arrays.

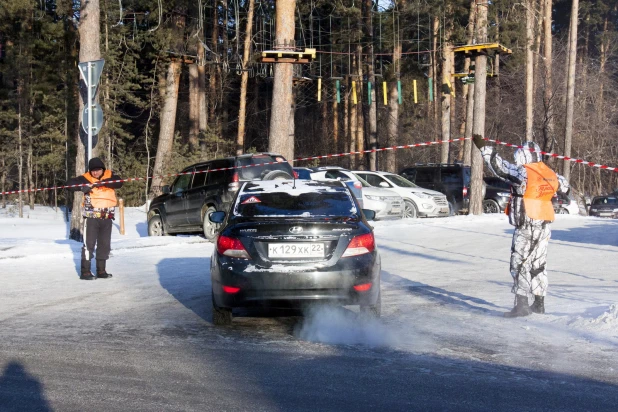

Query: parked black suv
[[483, 177, 512, 213], [400, 164, 485, 214], [147, 153, 294, 241]]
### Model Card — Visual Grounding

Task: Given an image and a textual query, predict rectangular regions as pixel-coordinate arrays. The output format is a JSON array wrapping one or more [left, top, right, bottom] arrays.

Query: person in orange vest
[[473, 135, 570, 317], [67, 158, 123, 280]]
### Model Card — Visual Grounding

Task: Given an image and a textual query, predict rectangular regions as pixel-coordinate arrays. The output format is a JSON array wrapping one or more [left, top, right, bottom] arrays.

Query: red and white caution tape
[[1, 137, 616, 196], [484, 138, 618, 172]]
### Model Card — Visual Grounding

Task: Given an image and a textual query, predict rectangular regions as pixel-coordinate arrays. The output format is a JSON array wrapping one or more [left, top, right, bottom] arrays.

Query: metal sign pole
[[87, 63, 93, 162]]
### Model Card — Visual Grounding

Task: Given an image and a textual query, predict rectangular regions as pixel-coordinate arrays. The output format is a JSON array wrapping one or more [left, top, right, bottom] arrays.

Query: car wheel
[[559, 208, 569, 214], [212, 291, 233, 326], [360, 290, 381, 318], [262, 170, 293, 180], [403, 200, 418, 219], [483, 199, 500, 214], [148, 215, 166, 236], [202, 206, 219, 242]]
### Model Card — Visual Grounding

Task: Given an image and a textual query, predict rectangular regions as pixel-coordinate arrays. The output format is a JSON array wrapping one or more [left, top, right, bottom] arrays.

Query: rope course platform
[[453, 43, 512, 56], [259, 48, 317, 64]]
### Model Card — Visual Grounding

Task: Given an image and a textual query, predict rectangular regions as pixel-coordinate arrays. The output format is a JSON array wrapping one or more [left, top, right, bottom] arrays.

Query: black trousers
[[81, 217, 113, 274]]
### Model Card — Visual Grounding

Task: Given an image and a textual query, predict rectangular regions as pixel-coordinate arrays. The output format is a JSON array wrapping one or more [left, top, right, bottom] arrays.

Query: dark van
[[400, 164, 484, 214], [147, 153, 294, 241]]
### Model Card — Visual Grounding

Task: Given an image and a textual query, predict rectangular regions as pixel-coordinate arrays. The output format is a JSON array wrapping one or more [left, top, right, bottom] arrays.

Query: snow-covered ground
[[1, 204, 617, 385]]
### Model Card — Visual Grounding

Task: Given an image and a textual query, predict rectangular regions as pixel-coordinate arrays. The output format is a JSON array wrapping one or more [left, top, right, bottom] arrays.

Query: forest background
[[0, 0, 616, 214]]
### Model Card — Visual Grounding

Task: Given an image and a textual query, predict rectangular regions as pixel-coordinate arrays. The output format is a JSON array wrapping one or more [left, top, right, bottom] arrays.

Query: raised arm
[[473, 135, 525, 186]]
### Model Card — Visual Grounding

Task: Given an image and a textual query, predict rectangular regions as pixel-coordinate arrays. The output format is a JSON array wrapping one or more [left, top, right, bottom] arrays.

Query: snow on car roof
[[240, 179, 347, 196]]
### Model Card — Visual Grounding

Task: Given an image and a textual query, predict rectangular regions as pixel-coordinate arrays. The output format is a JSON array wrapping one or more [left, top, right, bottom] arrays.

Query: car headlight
[[414, 192, 432, 199], [365, 195, 384, 201], [366, 194, 399, 201], [497, 192, 510, 197]]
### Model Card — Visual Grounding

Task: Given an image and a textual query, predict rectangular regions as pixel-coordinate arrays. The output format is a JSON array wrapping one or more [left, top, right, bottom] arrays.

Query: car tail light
[[463, 187, 468, 197], [353, 283, 372, 292], [353, 181, 362, 189], [342, 233, 375, 257], [222, 285, 241, 294], [228, 172, 241, 191], [293, 170, 299, 178], [217, 235, 251, 259]]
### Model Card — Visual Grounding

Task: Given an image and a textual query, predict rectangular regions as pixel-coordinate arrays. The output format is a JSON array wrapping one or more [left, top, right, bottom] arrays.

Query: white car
[[310, 168, 404, 220], [354, 171, 449, 218]]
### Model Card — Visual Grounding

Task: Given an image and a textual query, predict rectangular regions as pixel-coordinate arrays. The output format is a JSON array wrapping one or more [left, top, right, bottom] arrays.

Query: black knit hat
[[88, 157, 106, 172]]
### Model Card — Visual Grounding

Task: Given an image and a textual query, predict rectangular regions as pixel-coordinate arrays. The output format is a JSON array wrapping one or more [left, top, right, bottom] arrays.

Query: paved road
[[1, 243, 617, 411], [2, 304, 618, 411]]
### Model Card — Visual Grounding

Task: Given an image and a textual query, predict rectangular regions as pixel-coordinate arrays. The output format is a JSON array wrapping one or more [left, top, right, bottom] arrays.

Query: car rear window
[[236, 155, 293, 180], [233, 189, 356, 217]]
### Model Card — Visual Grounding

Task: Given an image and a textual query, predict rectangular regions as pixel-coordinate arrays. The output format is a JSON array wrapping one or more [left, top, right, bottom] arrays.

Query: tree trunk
[[28, 136, 34, 209], [236, 0, 255, 155], [432, 16, 440, 130], [188, 63, 199, 151], [344, 77, 352, 169], [268, 0, 296, 162], [525, 0, 535, 142], [333, 92, 339, 154], [209, 4, 219, 138], [349, 80, 357, 170], [440, 38, 452, 163], [364, 0, 378, 171], [149, 60, 182, 198], [71, 0, 101, 240], [18, 94, 24, 218], [462, 0, 476, 166], [197, 32, 208, 154], [470, 2, 488, 215], [563, 0, 579, 182], [356, 45, 365, 169], [464, 82, 475, 166], [542, 0, 555, 157], [386, 81, 399, 173]]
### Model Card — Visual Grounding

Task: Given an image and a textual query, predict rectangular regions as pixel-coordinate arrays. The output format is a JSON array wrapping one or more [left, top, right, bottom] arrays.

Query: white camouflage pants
[[510, 222, 551, 297]]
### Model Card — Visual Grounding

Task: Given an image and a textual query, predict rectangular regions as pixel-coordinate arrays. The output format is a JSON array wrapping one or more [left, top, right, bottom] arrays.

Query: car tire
[[559, 208, 569, 214], [202, 206, 219, 242], [403, 200, 418, 219], [262, 170, 293, 180], [212, 291, 233, 326], [360, 290, 381, 318], [483, 199, 500, 214], [148, 215, 167, 236]]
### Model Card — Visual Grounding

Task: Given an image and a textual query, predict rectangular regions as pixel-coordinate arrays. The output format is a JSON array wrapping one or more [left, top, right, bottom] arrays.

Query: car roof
[[354, 170, 393, 176], [186, 153, 286, 170], [240, 179, 347, 194], [310, 166, 348, 171]]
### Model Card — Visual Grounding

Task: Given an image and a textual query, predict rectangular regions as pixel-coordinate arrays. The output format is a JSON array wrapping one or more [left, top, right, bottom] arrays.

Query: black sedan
[[589, 195, 618, 218], [208, 180, 381, 325]]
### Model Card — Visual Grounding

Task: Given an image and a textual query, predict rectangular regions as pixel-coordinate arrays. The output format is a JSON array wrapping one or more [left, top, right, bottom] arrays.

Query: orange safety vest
[[522, 162, 559, 221], [82, 170, 118, 209]]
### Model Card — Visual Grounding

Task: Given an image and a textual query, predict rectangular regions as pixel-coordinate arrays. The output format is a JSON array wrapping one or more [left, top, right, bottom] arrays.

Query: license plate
[[440, 207, 449, 213], [391, 207, 401, 214], [268, 243, 325, 258]]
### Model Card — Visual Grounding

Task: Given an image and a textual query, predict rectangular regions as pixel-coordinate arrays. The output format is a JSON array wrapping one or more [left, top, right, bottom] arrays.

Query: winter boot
[[530, 295, 545, 314], [80, 272, 96, 280], [96, 259, 113, 279], [504, 295, 532, 318]]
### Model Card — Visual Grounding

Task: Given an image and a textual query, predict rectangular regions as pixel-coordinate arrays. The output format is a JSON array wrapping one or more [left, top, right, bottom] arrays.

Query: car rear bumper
[[211, 253, 381, 309]]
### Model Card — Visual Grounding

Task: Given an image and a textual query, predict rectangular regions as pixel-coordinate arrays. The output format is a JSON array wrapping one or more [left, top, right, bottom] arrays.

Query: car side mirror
[[209, 211, 226, 224], [362, 209, 376, 221], [161, 185, 170, 194], [379, 182, 390, 188]]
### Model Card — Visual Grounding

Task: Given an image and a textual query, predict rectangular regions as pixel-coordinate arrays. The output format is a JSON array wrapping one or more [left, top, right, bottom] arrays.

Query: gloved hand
[[81, 185, 92, 194], [473, 134, 486, 149]]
